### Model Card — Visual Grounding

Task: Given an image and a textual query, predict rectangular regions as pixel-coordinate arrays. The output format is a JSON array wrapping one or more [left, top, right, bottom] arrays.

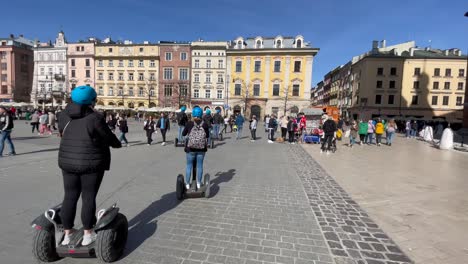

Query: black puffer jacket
[[58, 103, 121, 173]]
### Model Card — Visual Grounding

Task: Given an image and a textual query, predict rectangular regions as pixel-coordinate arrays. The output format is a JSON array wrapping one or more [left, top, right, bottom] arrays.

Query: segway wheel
[[96, 213, 128, 263], [32, 228, 60, 262], [220, 133, 223, 141], [174, 138, 178, 147], [204, 174, 211, 198], [176, 174, 185, 200]]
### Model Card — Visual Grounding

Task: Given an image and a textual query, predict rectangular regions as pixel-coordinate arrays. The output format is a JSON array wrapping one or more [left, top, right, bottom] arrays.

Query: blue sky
[[1, 0, 467, 86]]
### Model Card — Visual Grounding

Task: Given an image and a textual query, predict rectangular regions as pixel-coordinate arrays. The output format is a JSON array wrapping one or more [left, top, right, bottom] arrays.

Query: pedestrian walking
[[107, 114, 117, 133], [235, 113, 245, 140], [287, 116, 296, 144], [365, 119, 375, 145], [57, 85, 121, 246], [386, 119, 397, 146], [156, 113, 170, 146], [411, 121, 418, 138], [39, 111, 51, 135], [358, 120, 368, 145], [405, 120, 411, 138], [265, 115, 270, 132], [48, 111, 57, 131], [30, 111, 40, 134], [321, 116, 337, 153], [268, 115, 278, 143], [117, 116, 129, 146], [250, 115, 257, 141], [176, 106, 188, 143], [375, 119, 384, 146], [280, 116, 288, 140], [212, 109, 223, 140], [143, 116, 156, 145], [349, 120, 358, 147], [222, 116, 229, 134], [0, 106, 16, 157]]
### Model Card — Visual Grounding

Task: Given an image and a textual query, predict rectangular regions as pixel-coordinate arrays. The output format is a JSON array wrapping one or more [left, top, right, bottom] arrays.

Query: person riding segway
[[31, 86, 128, 263], [212, 109, 224, 141], [203, 109, 215, 148], [175, 106, 188, 147], [176, 106, 211, 199]]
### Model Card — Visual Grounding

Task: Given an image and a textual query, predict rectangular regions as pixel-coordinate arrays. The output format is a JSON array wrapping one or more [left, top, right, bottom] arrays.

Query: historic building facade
[[0, 35, 34, 102], [158, 41, 191, 108], [190, 41, 227, 112], [67, 42, 95, 89], [227, 35, 318, 119], [94, 42, 159, 108], [31, 31, 68, 107]]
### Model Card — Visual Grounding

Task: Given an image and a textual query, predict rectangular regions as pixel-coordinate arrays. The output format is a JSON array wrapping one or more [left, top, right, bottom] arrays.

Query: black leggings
[[31, 122, 39, 133], [61, 170, 104, 230], [288, 131, 295, 143], [321, 134, 334, 151], [160, 129, 167, 142], [146, 130, 154, 144], [281, 128, 287, 138], [251, 129, 256, 140], [359, 134, 366, 142]]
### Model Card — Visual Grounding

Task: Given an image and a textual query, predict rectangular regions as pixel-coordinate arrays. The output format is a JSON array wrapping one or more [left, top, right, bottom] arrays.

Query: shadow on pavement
[[14, 148, 60, 156], [12, 136, 52, 140], [210, 169, 236, 197]]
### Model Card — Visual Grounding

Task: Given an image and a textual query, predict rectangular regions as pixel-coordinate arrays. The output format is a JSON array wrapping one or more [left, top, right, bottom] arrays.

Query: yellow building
[[226, 36, 318, 118], [94, 42, 159, 108]]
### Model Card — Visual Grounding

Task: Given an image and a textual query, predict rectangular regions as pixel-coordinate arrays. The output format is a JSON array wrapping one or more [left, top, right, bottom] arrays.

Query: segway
[[176, 158, 210, 200], [31, 203, 128, 263], [174, 136, 185, 147]]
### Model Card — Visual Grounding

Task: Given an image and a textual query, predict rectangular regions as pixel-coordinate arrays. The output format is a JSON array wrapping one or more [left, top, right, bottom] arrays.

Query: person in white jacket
[[250, 115, 258, 142]]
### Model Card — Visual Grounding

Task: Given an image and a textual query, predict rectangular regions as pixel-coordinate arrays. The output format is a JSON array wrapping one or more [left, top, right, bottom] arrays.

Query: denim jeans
[[406, 129, 411, 138], [119, 132, 128, 144], [236, 126, 243, 139], [0, 130, 16, 156], [185, 152, 205, 185], [376, 134, 382, 144], [349, 135, 356, 146], [411, 129, 417, 137], [177, 125, 185, 142], [365, 133, 374, 144], [387, 132, 395, 144], [207, 128, 213, 145], [212, 124, 220, 140]]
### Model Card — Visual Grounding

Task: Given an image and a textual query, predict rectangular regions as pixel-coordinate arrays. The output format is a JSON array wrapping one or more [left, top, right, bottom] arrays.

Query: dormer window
[[237, 40, 243, 49], [256, 40, 262, 49], [275, 39, 282, 48], [295, 35, 304, 48], [296, 39, 302, 48]]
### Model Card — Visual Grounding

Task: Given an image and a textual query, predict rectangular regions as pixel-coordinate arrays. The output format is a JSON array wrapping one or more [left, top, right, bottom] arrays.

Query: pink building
[[0, 35, 34, 102], [67, 42, 95, 90]]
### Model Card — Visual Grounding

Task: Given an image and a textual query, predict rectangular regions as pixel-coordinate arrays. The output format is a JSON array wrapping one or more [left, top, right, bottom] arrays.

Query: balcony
[[54, 74, 65, 81]]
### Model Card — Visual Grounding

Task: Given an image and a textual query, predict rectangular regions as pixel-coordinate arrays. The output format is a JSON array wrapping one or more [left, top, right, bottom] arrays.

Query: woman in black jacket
[[156, 113, 170, 146], [58, 86, 121, 246]]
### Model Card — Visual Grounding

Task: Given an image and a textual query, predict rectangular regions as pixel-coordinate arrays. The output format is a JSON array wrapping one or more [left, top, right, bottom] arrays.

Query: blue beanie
[[192, 107, 202, 118], [71, 86, 97, 105], [181, 106, 186, 112]]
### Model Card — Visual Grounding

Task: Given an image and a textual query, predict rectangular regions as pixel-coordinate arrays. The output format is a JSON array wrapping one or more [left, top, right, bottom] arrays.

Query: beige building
[[94, 42, 159, 108], [68, 42, 95, 89], [190, 41, 228, 112]]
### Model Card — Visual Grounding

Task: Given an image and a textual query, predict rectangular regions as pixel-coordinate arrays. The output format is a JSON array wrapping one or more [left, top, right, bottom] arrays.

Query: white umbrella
[[146, 107, 161, 112], [13, 102, 30, 107], [161, 107, 175, 112], [175, 108, 192, 113], [0, 102, 14, 106]]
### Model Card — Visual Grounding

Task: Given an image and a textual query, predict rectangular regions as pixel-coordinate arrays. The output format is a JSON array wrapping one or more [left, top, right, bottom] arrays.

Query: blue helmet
[[180, 106, 186, 112], [192, 107, 203, 118], [205, 109, 211, 115], [216, 109, 221, 114], [71, 86, 97, 105]]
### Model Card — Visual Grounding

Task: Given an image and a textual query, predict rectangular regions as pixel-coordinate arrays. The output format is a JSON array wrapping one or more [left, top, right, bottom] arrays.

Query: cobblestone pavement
[[0, 121, 413, 264]]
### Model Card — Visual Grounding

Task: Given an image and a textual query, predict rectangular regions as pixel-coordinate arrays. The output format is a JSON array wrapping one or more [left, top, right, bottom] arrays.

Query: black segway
[[174, 136, 185, 147], [176, 158, 210, 200], [31, 203, 128, 263]]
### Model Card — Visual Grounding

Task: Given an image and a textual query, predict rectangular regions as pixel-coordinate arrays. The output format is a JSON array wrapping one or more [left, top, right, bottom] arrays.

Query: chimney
[[372, 40, 379, 50], [409, 47, 414, 56], [19, 34, 23, 38], [381, 40, 386, 48], [9, 34, 14, 39]]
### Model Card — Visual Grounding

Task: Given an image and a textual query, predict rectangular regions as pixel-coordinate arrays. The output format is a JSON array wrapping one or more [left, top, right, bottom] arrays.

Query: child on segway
[[182, 106, 210, 190]]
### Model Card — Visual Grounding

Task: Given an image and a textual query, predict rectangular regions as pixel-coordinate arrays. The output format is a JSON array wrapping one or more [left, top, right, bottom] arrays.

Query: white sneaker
[[268, 140, 273, 143], [147, 144, 151, 146], [185, 184, 190, 190], [196, 182, 201, 189], [326, 151, 330, 155], [320, 149, 323, 153], [82, 233, 96, 246], [291, 142, 296, 145], [61, 233, 72, 245]]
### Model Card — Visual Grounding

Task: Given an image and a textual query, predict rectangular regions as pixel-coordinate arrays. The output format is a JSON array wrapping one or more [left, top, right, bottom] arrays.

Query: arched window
[[108, 102, 115, 106], [256, 40, 261, 49], [237, 40, 242, 49], [276, 40, 281, 48], [296, 39, 302, 48]]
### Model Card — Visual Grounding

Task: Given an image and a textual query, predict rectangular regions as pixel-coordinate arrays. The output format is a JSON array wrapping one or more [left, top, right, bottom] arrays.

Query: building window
[[431, 96, 438, 105], [377, 67, 383, 76], [206, 60, 211, 68], [149, 87, 154, 96], [163, 68, 173, 80], [292, 84, 300, 96], [444, 82, 450, 90], [118, 87, 123, 96], [390, 67, 397, 76], [98, 87, 103, 95], [139, 87, 144, 97], [388, 94, 395, 105], [456, 96, 463, 106], [194, 74, 200, 83], [98, 72, 103, 80], [128, 87, 134, 96], [413, 81, 419, 89], [458, 82, 464, 90], [117, 73, 123, 81], [294, 61, 301, 72], [128, 60, 134, 67], [445, 68, 451, 77], [442, 96, 449, 106], [1, 74, 7, 81], [118, 60, 123, 67], [274, 61, 281, 72], [164, 85, 172, 96], [150, 73, 155, 81], [296, 39, 302, 48], [256, 40, 261, 49], [459, 69, 465, 77], [179, 68, 188, 80], [150, 60, 155, 67], [206, 74, 211, 83], [139, 47, 144, 52], [254, 61, 261, 72], [273, 84, 280, 96], [234, 84, 241, 96], [411, 95, 418, 105], [138, 60, 144, 67], [433, 81, 439, 90], [108, 48, 113, 53], [71, 70, 76, 78], [85, 59, 90, 67], [40, 67, 45, 75], [108, 87, 114, 96], [86, 70, 90, 78], [253, 84, 260, 96], [376, 81, 383, 88], [217, 89, 223, 99], [108, 60, 113, 67], [414, 68, 420, 76], [71, 59, 75, 67], [129, 73, 134, 81], [389, 80, 395, 89], [194, 59, 200, 68], [217, 74, 223, 83], [1, 85, 7, 94], [48, 67, 53, 75], [165, 52, 172, 61], [138, 73, 144, 81], [98, 60, 103, 67], [181, 52, 187, 61], [434, 68, 440, 76], [180, 85, 188, 96], [205, 89, 211, 98], [275, 40, 281, 48], [59, 67, 63, 74], [375, 94, 382, 104], [108, 73, 114, 80], [235, 61, 242, 72], [194, 89, 199, 98], [218, 60, 223, 68]]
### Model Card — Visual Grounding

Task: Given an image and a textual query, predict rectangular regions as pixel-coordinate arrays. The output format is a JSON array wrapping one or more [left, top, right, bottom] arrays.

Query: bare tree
[[232, 78, 252, 115], [144, 77, 158, 107]]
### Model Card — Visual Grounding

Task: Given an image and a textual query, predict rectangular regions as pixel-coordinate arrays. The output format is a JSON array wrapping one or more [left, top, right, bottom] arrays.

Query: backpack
[[187, 122, 207, 150]]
